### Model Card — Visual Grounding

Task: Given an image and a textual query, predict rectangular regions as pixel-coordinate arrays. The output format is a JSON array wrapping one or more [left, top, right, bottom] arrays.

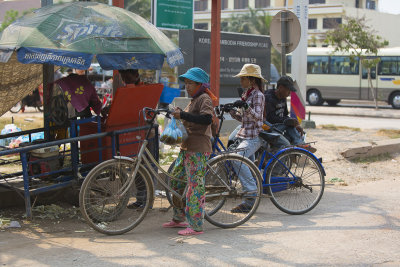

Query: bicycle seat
[[259, 131, 281, 143]]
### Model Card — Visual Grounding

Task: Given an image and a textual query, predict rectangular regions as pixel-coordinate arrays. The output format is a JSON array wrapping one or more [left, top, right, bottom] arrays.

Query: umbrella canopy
[[0, 2, 183, 70]]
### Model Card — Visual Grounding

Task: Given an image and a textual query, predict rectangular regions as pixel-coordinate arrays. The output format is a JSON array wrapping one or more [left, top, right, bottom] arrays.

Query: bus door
[[376, 56, 400, 102], [360, 57, 377, 100]]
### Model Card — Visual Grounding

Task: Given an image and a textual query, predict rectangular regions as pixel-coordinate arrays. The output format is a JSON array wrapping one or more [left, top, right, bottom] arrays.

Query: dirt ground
[[1, 127, 400, 266], [1, 127, 399, 228]]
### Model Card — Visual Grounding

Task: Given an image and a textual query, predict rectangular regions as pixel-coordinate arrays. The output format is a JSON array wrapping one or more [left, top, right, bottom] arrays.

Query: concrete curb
[[341, 138, 400, 159], [306, 106, 400, 119], [310, 111, 400, 119]]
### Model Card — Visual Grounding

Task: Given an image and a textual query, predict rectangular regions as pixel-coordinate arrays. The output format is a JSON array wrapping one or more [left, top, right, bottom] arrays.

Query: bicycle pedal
[[318, 157, 323, 163]]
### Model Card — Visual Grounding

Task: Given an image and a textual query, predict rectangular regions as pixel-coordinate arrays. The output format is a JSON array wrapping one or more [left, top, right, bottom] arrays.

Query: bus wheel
[[307, 89, 324, 106], [390, 92, 400, 109], [326, 99, 341, 106]]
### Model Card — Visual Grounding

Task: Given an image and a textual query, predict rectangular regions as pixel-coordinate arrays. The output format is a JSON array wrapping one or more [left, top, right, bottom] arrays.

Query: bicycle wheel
[[79, 158, 154, 235], [204, 153, 263, 228], [266, 148, 325, 215]]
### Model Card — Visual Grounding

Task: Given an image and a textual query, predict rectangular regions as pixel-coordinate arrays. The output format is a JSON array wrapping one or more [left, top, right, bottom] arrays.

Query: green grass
[[328, 177, 344, 183], [377, 129, 400, 139], [319, 124, 361, 131], [350, 153, 392, 163]]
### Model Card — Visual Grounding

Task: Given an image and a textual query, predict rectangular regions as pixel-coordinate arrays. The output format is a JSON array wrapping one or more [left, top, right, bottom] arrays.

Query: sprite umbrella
[[0, 2, 183, 70]]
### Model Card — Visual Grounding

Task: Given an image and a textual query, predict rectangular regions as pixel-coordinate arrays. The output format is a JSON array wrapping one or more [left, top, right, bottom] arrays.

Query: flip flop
[[178, 228, 204, 236], [162, 221, 189, 228]]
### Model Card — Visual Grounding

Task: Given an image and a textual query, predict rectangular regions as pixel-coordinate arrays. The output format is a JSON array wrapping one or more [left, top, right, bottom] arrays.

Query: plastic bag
[[0, 124, 22, 147], [160, 117, 187, 145], [175, 119, 188, 142]]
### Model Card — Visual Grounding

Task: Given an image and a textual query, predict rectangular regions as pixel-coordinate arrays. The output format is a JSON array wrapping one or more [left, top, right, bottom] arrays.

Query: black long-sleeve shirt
[[180, 111, 212, 125], [265, 89, 290, 124]]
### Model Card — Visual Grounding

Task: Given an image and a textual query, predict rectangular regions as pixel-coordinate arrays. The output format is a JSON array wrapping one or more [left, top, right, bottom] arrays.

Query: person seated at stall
[[55, 68, 106, 119], [116, 69, 155, 210], [118, 69, 143, 87]]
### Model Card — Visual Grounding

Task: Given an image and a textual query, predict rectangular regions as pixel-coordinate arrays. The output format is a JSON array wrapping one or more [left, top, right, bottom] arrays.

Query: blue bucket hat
[[179, 67, 209, 84]]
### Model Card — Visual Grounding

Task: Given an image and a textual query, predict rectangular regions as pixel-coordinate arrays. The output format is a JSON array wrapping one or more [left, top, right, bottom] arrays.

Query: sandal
[[162, 221, 189, 228], [178, 227, 204, 236]]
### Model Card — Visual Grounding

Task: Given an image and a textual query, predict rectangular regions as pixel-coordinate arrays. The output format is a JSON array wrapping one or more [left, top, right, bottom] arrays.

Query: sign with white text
[[154, 0, 193, 30]]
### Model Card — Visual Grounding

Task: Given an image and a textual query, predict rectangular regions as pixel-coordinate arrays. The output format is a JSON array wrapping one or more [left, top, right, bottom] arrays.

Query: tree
[[325, 16, 388, 109], [0, 9, 36, 32], [0, 10, 20, 32], [125, 0, 151, 21], [221, 7, 281, 73]]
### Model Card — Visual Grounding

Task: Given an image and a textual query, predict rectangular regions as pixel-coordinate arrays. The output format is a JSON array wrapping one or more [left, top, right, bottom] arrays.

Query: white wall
[[346, 7, 400, 47]]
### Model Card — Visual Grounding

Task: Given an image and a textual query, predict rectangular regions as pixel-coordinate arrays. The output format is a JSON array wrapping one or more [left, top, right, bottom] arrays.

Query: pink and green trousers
[[170, 150, 210, 232]]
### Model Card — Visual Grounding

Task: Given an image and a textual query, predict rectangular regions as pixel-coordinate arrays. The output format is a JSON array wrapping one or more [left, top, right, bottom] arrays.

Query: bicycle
[[166, 103, 326, 215], [79, 107, 263, 235]]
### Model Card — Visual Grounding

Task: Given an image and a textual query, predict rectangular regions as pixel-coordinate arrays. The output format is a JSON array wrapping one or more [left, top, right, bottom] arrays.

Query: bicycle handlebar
[[214, 103, 237, 118], [142, 107, 172, 123]]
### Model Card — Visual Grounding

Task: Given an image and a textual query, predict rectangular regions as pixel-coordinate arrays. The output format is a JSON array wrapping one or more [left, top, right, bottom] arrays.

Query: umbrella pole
[[43, 64, 54, 141], [41, 0, 54, 141]]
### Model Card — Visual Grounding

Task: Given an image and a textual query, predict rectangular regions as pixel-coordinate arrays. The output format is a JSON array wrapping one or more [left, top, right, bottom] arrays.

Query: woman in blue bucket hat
[[162, 67, 217, 236]]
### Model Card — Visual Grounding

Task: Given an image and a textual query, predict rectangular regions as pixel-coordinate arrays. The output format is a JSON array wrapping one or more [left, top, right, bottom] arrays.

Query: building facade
[[194, 0, 400, 47]]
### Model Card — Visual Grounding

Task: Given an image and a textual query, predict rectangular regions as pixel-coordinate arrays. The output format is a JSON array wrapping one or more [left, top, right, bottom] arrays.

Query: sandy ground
[[309, 128, 400, 185], [1, 127, 400, 266]]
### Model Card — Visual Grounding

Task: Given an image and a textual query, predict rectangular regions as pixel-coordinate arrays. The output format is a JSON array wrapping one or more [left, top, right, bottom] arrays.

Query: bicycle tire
[[266, 148, 325, 215], [204, 153, 263, 228], [79, 158, 154, 235]]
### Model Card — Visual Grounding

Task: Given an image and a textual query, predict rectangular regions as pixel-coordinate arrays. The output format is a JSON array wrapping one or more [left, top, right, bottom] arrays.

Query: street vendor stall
[[0, 2, 184, 217]]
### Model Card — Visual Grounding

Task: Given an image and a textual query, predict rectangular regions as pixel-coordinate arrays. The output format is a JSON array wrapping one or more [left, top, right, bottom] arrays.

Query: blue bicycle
[[166, 103, 325, 218]]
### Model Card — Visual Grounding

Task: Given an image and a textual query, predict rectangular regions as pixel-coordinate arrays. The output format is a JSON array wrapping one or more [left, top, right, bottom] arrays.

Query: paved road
[[1, 179, 399, 266]]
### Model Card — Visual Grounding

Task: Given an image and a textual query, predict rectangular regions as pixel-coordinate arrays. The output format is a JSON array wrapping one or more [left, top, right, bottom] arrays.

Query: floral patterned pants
[[170, 151, 210, 232]]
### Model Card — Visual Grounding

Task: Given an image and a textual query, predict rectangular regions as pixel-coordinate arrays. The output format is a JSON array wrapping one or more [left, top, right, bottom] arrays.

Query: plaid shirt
[[230, 87, 265, 139]]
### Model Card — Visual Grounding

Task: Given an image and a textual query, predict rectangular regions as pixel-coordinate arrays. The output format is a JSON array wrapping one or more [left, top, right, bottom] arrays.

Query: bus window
[[378, 56, 399, 75], [307, 56, 329, 74], [329, 56, 359, 75]]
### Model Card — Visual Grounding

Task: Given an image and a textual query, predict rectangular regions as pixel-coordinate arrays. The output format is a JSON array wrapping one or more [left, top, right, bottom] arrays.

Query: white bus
[[287, 47, 400, 109]]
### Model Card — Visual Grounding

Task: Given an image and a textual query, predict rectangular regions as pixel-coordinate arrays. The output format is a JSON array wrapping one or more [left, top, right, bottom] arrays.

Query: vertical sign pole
[[280, 10, 288, 76], [291, 0, 308, 122], [210, 0, 221, 105]]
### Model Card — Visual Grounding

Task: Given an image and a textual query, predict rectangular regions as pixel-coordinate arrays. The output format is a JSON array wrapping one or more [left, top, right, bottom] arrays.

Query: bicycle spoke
[[80, 159, 153, 235], [267, 149, 325, 215], [205, 154, 262, 228]]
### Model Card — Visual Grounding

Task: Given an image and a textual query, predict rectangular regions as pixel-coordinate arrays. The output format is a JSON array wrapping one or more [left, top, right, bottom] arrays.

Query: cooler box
[[80, 83, 163, 164], [28, 145, 60, 179]]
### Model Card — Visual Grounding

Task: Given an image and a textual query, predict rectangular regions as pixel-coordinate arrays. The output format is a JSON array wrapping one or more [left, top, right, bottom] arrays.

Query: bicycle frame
[[117, 138, 187, 201], [118, 108, 236, 203], [212, 104, 325, 190]]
